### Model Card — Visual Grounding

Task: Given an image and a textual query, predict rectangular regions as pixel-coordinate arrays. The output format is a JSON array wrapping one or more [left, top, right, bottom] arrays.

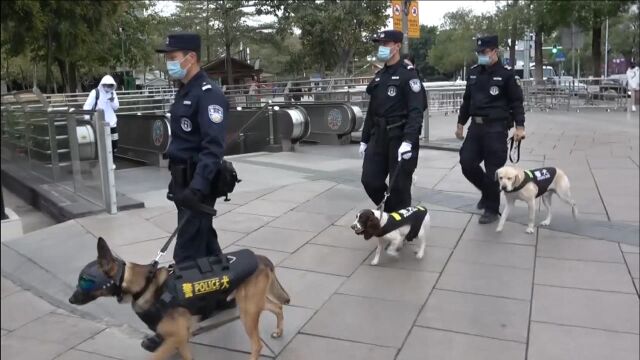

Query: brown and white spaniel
[[351, 206, 430, 266]]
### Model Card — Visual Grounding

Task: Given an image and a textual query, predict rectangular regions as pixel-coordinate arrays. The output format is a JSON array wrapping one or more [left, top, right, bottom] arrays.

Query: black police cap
[[372, 30, 404, 44], [476, 35, 499, 52], [156, 32, 201, 53]]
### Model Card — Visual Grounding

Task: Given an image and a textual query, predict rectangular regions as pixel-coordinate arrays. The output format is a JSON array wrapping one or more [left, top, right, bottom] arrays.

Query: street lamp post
[[401, 0, 409, 55]]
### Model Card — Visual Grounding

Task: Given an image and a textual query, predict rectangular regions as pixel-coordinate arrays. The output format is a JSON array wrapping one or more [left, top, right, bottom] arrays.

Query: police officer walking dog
[[141, 32, 228, 352], [360, 30, 425, 212], [456, 35, 526, 224]]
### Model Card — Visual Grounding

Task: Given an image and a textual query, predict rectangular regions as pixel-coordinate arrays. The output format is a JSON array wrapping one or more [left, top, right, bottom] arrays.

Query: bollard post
[[94, 110, 117, 214]]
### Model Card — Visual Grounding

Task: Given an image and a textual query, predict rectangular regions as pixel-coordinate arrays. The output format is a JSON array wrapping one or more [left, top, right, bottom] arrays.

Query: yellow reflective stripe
[[416, 205, 425, 211], [390, 212, 401, 220], [524, 170, 533, 178]]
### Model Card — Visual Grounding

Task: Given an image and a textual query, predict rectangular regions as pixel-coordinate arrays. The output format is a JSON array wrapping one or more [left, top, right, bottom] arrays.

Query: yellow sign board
[[391, 1, 420, 39]]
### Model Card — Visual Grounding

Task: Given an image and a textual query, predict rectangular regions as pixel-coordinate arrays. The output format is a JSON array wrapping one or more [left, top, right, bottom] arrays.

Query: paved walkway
[[2, 111, 639, 359]]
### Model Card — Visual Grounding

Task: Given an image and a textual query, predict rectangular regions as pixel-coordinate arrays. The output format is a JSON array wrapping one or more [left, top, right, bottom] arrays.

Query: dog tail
[[267, 271, 290, 305]]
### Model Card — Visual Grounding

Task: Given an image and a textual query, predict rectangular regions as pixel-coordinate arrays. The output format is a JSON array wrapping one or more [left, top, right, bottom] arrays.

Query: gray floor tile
[[217, 230, 246, 249], [76, 213, 168, 246], [1, 277, 20, 298], [425, 226, 463, 249], [233, 199, 298, 217], [268, 211, 340, 232], [397, 327, 525, 360], [528, 322, 640, 360], [437, 261, 533, 300], [310, 225, 378, 251], [535, 258, 637, 293], [537, 236, 625, 263], [75, 328, 147, 360], [620, 244, 639, 254], [452, 241, 535, 270], [236, 227, 316, 253], [54, 349, 117, 360], [148, 210, 177, 234], [302, 294, 421, 348], [334, 209, 359, 227], [416, 289, 530, 343], [115, 237, 175, 265], [280, 244, 371, 276], [1, 291, 55, 330], [224, 245, 290, 265], [0, 334, 70, 360], [278, 334, 397, 360], [428, 210, 472, 229], [1, 330, 8, 336], [532, 285, 639, 334], [213, 212, 275, 233], [462, 217, 537, 246], [9, 314, 105, 348], [365, 245, 451, 273], [275, 267, 346, 309], [635, 278, 639, 294], [623, 252, 639, 278], [338, 266, 438, 304], [188, 343, 272, 360], [295, 198, 357, 215], [192, 305, 314, 357]]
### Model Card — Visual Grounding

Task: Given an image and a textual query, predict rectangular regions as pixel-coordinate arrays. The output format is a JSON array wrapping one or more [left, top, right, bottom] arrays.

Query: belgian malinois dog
[[69, 238, 290, 360]]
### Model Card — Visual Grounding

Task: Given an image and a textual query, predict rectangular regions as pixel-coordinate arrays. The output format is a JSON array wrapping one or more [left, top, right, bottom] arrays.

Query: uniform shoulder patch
[[409, 78, 422, 93], [471, 64, 479, 69], [208, 104, 223, 123], [202, 82, 212, 91]]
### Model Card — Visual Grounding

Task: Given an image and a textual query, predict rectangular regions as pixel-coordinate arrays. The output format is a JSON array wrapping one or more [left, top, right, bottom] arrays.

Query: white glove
[[359, 142, 367, 157], [398, 142, 412, 161]]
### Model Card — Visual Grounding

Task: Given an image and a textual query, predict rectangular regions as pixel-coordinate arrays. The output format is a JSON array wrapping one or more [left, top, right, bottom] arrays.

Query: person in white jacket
[[83, 75, 120, 158], [626, 62, 639, 111]]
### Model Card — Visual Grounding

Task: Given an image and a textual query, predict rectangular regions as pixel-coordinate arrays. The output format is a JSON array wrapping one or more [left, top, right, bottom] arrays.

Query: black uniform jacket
[[458, 62, 525, 127], [361, 61, 426, 144], [167, 70, 228, 195]]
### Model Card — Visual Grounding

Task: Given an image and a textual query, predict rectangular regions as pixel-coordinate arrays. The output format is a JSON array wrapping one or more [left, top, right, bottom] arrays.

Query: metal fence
[[1, 105, 117, 214]]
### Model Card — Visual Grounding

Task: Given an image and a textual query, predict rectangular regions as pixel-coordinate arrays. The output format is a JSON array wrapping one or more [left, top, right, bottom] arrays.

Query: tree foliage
[[257, 0, 388, 76]]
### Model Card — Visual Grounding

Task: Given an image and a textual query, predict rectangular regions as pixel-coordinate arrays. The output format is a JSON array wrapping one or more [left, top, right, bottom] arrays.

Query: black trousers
[[459, 122, 508, 214], [169, 165, 222, 264], [361, 134, 418, 212], [174, 201, 221, 264]]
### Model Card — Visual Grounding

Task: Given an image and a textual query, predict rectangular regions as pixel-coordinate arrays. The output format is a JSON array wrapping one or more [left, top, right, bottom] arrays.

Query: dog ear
[[494, 169, 500, 181], [514, 171, 522, 186], [363, 214, 381, 240], [97, 237, 116, 275]]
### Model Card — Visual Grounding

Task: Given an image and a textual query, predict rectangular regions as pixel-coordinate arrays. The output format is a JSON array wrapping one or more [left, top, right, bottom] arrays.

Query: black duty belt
[[374, 117, 407, 130]]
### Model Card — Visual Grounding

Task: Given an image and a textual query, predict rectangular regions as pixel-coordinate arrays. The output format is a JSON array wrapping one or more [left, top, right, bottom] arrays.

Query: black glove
[[174, 188, 203, 210]]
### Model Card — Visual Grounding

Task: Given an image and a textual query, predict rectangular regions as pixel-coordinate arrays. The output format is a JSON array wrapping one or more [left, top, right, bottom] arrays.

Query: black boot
[[476, 198, 485, 210], [478, 210, 500, 224], [141, 333, 164, 352]]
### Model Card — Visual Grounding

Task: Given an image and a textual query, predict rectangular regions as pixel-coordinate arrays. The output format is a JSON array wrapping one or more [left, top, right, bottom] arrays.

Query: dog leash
[[508, 136, 521, 164], [376, 150, 412, 211]]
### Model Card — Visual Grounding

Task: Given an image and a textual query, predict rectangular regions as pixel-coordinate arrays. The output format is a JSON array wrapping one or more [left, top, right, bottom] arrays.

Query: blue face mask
[[377, 46, 392, 61], [167, 57, 188, 79], [477, 54, 491, 66]]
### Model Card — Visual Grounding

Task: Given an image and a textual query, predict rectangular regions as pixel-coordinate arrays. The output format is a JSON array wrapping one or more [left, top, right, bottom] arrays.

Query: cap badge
[[165, 37, 170, 45], [477, 39, 482, 45]]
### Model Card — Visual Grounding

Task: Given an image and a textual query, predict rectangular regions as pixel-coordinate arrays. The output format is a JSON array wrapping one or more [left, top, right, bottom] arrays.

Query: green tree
[[257, 0, 388, 76], [608, 6, 640, 65], [408, 25, 440, 79], [428, 9, 481, 76]]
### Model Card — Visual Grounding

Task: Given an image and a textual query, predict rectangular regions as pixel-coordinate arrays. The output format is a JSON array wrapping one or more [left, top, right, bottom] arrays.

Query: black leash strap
[[377, 150, 411, 211], [508, 136, 521, 163]]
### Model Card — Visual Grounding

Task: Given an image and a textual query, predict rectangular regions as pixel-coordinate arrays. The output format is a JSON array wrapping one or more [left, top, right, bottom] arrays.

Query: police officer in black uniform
[[456, 35, 526, 224], [360, 30, 425, 212], [141, 32, 228, 352]]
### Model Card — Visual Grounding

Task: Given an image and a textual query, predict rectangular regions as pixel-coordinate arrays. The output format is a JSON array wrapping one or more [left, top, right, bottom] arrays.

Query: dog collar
[[504, 170, 533, 193]]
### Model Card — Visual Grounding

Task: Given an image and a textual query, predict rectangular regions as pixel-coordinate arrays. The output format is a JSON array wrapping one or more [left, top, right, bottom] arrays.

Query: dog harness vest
[[505, 167, 557, 198], [376, 205, 428, 241], [136, 249, 258, 331]]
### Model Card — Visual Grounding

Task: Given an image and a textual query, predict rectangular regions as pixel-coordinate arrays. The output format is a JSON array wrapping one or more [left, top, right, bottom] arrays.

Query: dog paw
[[371, 258, 379, 266], [271, 330, 283, 339], [496, 226, 504, 233], [386, 249, 399, 257], [416, 251, 425, 260], [525, 227, 535, 234], [540, 219, 551, 226]]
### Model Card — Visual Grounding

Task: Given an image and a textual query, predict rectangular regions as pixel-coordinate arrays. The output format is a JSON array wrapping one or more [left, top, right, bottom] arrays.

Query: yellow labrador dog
[[496, 165, 577, 234]]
